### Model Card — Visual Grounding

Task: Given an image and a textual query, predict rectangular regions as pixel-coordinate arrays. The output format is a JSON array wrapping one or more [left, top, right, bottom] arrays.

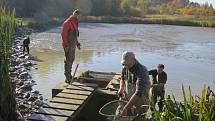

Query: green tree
[[120, 0, 132, 16]]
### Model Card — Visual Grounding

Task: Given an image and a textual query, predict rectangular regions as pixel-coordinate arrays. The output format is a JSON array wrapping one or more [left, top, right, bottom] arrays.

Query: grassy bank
[[16, 17, 63, 31], [82, 15, 215, 28], [18, 15, 215, 29]]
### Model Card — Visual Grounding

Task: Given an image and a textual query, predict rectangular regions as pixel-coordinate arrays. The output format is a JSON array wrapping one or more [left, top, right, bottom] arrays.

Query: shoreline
[[11, 27, 43, 120], [20, 15, 215, 30], [81, 15, 215, 28]]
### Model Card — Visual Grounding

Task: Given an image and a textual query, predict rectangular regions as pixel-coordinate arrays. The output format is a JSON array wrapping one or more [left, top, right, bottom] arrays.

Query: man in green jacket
[[149, 64, 167, 112]]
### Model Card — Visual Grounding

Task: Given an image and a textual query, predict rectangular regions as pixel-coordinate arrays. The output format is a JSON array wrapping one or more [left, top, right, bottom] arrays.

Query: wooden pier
[[27, 71, 121, 121]]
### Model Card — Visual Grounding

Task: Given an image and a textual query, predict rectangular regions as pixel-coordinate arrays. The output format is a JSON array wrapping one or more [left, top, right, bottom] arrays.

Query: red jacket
[[61, 16, 78, 48]]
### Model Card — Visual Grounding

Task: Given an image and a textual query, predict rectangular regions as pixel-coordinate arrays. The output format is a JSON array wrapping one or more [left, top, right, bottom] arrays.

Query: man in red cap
[[61, 9, 81, 83]]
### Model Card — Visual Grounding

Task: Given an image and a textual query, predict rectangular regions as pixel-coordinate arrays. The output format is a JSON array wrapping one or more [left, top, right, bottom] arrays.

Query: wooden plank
[[61, 89, 92, 96], [106, 75, 120, 90], [88, 74, 114, 80], [43, 102, 79, 111], [27, 113, 68, 121], [88, 71, 120, 75], [55, 93, 88, 100], [36, 107, 73, 117], [52, 82, 69, 97], [98, 89, 118, 95], [66, 85, 94, 91], [50, 97, 84, 105], [86, 71, 118, 81], [53, 82, 69, 90], [71, 81, 98, 88], [112, 75, 121, 82], [78, 77, 108, 82]]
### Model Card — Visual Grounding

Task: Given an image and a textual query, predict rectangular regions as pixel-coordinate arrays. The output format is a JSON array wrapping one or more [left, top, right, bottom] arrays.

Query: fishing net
[[99, 100, 139, 121]]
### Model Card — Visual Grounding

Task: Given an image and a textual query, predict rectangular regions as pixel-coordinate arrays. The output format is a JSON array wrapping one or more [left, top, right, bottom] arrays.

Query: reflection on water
[[30, 23, 215, 100]]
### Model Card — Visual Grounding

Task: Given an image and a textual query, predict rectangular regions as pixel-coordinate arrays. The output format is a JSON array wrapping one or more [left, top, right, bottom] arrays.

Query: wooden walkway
[[27, 82, 98, 121]]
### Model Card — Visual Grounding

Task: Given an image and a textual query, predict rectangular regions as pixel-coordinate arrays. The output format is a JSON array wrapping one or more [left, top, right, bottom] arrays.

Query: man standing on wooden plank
[[61, 9, 81, 83]]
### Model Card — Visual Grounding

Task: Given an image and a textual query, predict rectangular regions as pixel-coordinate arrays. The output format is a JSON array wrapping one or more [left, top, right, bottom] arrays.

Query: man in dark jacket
[[149, 64, 167, 112], [23, 36, 30, 54]]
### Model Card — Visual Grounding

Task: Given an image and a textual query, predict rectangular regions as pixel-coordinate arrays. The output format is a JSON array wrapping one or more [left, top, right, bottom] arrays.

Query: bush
[[33, 12, 51, 24], [130, 7, 143, 17]]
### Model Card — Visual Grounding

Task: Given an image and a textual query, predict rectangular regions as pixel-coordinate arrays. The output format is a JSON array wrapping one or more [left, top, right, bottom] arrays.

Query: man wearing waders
[[61, 9, 81, 83], [149, 64, 167, 112], [118, 51, 151, 116]]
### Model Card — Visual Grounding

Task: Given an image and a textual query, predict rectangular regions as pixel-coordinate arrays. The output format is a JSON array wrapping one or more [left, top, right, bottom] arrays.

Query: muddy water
[[30, 23, 215, 100]]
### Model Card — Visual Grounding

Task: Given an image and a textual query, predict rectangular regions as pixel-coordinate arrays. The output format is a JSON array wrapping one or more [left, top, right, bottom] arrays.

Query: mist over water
[[30, 23, 215, 100]]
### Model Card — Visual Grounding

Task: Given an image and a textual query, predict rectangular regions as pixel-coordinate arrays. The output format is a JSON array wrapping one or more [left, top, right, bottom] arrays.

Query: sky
[[190, 0, 215, 7]]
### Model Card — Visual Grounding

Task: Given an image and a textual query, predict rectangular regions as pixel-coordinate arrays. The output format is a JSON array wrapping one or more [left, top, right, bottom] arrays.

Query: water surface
[[30, 23, 215, 100]]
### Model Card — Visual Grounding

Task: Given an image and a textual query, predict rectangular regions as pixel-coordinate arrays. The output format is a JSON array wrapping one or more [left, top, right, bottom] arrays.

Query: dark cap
[[157, 64, 165, 69]]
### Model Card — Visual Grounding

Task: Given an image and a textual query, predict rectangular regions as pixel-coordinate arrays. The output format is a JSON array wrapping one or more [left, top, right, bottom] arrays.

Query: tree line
[[0, 0, 214, 19]]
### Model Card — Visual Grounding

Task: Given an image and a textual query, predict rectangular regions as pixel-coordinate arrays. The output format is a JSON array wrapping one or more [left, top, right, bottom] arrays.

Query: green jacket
[[121, 60, 150, 97], [149, 69, 167, 90]]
